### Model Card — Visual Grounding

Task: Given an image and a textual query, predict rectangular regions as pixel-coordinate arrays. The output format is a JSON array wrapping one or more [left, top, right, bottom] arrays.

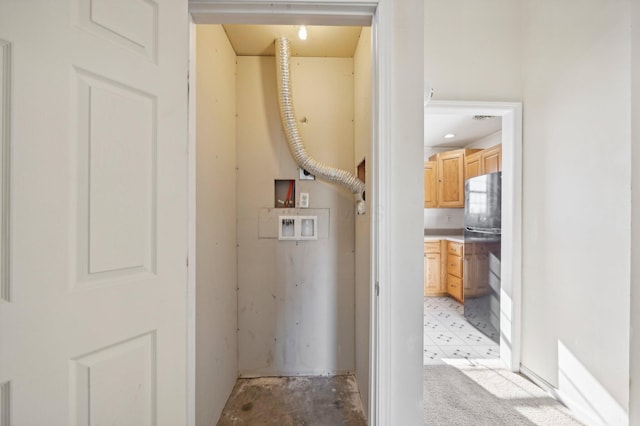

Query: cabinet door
[[482, 144, 502, 173], [437, 150, 465, 207], [464, 151, 482, 180], [424, 161, 437, 208], [447, 274, 463, 303], [424, 252, 441, 296]]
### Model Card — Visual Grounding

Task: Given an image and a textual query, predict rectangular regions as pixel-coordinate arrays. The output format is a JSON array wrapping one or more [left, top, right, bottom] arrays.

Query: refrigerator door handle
[[465, 226, 502, 235]]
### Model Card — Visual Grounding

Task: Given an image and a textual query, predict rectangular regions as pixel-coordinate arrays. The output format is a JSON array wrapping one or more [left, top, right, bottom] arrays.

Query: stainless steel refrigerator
[[463, 172, 502, 344]]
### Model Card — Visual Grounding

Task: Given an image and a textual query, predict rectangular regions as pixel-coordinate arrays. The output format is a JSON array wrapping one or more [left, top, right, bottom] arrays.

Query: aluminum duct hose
[[275, 36, 366, 214]]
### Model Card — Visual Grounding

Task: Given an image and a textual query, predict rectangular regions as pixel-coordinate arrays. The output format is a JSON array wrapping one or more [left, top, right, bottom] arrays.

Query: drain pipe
[[275, 36, 366, 215]]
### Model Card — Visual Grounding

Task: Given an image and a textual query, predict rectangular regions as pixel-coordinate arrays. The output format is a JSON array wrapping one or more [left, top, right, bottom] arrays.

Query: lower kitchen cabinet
[[424, 239, 465, 301], [446, 241, 464, 303], [424, 241, 447, 296]]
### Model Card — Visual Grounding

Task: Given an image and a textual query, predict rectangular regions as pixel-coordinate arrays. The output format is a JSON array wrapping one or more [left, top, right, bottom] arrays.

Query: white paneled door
[[0, 1, 189, 424]]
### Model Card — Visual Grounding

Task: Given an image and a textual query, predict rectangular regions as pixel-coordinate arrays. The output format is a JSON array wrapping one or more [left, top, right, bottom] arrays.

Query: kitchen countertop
[[424, 228, 464, 243]]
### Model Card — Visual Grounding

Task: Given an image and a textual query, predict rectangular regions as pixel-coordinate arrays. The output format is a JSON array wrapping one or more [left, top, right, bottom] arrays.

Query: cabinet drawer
[[447, 274, 463, 302], [447, 254, 462, 278], [424, 241, 440, 254], [448, 242, 463, 257]]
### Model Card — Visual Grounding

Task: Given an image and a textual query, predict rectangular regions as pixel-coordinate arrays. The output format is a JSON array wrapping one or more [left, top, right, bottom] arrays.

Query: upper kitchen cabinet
[[465, 144, 502, 179], [437, 149, 465, 207], [434, 149, 481, 208], [424, 161, 437, 208], [482, 144, 502, 174], [464, 151, 482, 180]]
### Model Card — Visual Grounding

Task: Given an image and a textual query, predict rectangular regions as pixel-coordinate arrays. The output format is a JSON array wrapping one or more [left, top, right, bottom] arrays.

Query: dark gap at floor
[[217, 375, 367, 426]]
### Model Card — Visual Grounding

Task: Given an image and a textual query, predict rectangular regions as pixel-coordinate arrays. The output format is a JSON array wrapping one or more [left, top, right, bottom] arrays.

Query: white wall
[[424, 1, 633, 424], [236, 55, 356, 377], [195, 25, 238, 426], [520, 3, 630, 423], [467, 130, 501, 149], [424, 0, 522, 101], [384, 0, 425, 423], [629, 1, 640, 424], [354, 26, 372, 417]]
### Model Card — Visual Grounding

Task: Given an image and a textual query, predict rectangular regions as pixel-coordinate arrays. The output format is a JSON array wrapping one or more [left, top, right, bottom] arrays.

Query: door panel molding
[[73, 67, 158, 288], [70, 331, 157, 426], [75, 0, 159, 63]]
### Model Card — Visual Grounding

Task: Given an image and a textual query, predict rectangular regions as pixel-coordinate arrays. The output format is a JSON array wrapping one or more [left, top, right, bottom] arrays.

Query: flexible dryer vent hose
[[275, 36, 366, 214]]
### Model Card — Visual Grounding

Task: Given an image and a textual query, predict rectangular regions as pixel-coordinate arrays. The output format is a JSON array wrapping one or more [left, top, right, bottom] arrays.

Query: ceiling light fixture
[[444, 133, 456, 139], [298, 25, 308, 40]]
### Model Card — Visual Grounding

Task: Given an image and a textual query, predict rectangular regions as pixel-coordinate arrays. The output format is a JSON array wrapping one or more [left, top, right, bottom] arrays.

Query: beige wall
[[195, 25, 238, 426], [424, 1, 632, 424], [236, 55, 357, 376], [354, 26, 372, 417]]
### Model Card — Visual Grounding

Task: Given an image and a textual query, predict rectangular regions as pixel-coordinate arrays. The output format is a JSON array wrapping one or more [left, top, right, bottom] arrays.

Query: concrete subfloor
[[217, 375, 367, 426]]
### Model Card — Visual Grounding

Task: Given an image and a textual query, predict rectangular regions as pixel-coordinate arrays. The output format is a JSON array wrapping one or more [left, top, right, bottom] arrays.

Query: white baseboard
[[519, 364, 610, 426]]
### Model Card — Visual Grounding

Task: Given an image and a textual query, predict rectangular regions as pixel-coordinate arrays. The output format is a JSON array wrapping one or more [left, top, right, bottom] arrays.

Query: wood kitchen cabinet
[[446, 241, 464, 303], [464, 151, 482, 179], [436, 150, 465, 208], [423, 161, 437, 208], [482, 144, 502, 174], [464, 144, 502, 179], [429, 148, 481, 208], [424, 240, 447, 296], [464, 151, 482, 180]]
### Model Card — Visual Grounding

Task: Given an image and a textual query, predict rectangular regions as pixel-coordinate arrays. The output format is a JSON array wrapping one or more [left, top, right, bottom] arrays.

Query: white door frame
[[187, 2, 389, 425], [425, 100, 523, 371]]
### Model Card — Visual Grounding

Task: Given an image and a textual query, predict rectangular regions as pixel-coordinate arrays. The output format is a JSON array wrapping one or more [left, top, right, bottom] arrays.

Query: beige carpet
[[424, 359, 584, 426]]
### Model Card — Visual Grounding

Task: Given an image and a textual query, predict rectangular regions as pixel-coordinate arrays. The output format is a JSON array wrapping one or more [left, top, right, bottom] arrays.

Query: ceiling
[[424, 114, 502, 148], [222, 24, 363, 57]]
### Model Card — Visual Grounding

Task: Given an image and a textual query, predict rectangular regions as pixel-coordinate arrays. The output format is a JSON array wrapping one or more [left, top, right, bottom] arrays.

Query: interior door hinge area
[[375, 281, 380, 297]]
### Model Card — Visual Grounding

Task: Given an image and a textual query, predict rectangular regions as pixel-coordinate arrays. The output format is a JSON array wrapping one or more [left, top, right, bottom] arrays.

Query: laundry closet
[[193, 23, 372, 424]]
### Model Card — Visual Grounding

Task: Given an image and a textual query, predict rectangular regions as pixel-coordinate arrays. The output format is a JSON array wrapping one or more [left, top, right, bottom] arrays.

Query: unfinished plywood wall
[[236, 54, 356, 376], [195, 25, 238, 426], [354, 27, 372, 418]]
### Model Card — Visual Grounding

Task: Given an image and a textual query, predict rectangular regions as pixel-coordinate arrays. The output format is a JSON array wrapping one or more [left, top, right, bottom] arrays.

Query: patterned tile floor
[[424, 296, 500, 365]]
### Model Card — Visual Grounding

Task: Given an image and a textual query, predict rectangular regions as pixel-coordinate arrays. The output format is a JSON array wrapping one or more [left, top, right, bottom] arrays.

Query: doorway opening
[[187, 9, 378, 425], [422, 101, 522, 371]]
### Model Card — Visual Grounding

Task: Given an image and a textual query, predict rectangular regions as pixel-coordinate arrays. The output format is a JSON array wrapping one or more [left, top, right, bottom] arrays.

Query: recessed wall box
[[278, 215, 318, 241], [274, 179, 295, 208], [299, 217, 317, 239]]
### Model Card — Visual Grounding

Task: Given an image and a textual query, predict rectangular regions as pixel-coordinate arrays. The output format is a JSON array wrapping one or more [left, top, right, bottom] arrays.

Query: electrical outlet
[[299, 192, 309, 208]]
